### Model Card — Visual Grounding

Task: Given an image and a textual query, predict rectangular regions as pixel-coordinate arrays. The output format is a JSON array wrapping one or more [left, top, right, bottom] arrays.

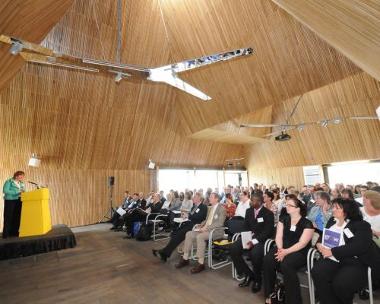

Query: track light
[[297, 123, 305, 131], [332, 117, 342, 125], [320, 120, 328, 127], [9, 41, 23, 55], [114, 72, 123, 83]]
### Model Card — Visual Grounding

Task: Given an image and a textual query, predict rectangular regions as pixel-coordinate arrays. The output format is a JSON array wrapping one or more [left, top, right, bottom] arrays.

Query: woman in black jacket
[[311, 198, 380, 304]]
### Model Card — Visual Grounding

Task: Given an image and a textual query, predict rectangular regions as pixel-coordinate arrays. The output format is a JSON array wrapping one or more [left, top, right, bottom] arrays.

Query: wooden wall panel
[[0, 0, 378, 229], [248, 166, 305, 190], [0, 168, 156, 230]]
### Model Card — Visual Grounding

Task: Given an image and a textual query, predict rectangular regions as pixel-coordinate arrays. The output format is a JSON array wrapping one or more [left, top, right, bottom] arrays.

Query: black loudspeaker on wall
[[108, 176, 115, 186]]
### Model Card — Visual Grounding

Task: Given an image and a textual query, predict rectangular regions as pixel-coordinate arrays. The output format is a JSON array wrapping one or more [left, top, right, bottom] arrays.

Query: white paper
[[116, 207, 126, 216], [173, 218, 189, 223], [241, 231, 252, 249]]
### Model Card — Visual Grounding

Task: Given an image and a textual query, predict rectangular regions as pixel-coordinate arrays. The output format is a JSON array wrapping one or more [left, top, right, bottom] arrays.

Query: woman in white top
[[180, 192, 194, 218], [361, 190, 380, 246]]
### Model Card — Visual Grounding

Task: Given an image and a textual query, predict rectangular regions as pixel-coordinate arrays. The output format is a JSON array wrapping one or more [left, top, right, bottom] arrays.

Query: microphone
[[28, 181, 40, 189]]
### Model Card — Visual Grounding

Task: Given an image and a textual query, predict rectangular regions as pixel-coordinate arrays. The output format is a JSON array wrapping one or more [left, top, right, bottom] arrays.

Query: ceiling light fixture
[[320, 120, 328, 127], [9, 41, 23, 55]]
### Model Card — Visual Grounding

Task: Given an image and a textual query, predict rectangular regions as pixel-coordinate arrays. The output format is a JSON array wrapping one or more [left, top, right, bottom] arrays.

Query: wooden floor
[[0, 224, 376, 304]]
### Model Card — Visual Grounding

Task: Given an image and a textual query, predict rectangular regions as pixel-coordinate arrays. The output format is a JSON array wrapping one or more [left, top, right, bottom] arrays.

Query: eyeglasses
[[285, 203, 298, 208]]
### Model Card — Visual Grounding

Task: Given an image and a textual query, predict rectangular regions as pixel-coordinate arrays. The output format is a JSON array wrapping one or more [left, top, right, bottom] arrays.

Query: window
[[326, 160, 380, 186], [158, 169, 248, 194]]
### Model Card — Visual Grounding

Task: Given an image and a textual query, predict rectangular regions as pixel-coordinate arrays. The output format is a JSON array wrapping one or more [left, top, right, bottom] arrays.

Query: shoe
[[123, 234, 132, 239], [238, 276, 253, 287], [359, 289, 369, 300], [152, 249, 167, 262], [110, 226, 116, 230], [251, 281, 261, 293], [175, 258, 189, 269], [190, 262, 205, 274]]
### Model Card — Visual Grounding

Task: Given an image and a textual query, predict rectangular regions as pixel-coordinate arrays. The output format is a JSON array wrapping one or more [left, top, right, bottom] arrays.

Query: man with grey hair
[[152, 192, 207, 262], [175, 192, 226, 273]]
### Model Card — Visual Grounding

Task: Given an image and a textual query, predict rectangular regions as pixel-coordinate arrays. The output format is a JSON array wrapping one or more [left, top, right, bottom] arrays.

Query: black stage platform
[[0, 224, 76, 260]]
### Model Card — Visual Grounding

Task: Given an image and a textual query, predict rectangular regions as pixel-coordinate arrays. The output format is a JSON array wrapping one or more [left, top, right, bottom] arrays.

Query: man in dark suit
[[152, 192, 207, 262], [230, 192, 275, 293]]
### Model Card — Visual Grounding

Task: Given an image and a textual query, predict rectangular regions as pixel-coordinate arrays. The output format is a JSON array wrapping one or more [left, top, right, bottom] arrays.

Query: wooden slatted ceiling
[[245, 72, 380, 170], [0, 0, 73, 91], [158, 0, 360, 134], [271, 0, 380, 82]]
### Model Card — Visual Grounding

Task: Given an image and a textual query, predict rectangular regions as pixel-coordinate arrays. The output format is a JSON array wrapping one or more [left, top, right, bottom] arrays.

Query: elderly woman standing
[[2, 171, 26, 238]]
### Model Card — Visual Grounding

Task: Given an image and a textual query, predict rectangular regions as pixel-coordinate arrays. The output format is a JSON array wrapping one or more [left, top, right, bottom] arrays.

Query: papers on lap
[[116, 207, 126, 216], [173, 218, 189, 223], [241, 231, 252, 249]]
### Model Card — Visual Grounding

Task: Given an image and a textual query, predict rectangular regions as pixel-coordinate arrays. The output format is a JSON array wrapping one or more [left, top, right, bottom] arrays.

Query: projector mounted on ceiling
[[274, 132, 291, 142], [0, 34, 253, 101]]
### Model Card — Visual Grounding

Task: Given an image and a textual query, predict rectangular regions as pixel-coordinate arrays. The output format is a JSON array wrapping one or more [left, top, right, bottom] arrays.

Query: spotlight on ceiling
[[114, 72, 123, 83], [297, 123, 305, 131], [376, 106, 380, 120], [320, 120, 328, 128], [332, 117, 342, 125], [28, 153, 41, 167], [148, 159, 155, 169], [9, 41, 23, 55]]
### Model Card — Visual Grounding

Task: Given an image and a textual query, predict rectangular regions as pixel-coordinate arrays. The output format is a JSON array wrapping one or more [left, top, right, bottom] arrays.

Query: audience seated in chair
[[152, 192, 207, 262], [311, 198, 380, 304], [264, 191, 278, 225], [225, 191, 250, 236], [307, 191, 332, 235], [109, 191, 135, 230], [263, 197, 314, 304], [175, 192, 226, 274], [230, 192, 275, 293], [124, 193, 163, 238]]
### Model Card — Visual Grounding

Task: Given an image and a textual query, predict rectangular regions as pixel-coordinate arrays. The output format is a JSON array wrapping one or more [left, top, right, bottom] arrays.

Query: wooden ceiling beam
[[272, 0, 380, 81], [0, 0, 74, 91]]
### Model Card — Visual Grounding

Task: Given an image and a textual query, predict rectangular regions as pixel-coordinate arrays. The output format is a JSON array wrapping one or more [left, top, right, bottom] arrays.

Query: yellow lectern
[[19, 188, 52, 237]]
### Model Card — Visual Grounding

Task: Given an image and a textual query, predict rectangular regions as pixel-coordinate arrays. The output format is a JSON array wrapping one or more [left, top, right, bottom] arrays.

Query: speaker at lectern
[[19, 188, 52, 237]]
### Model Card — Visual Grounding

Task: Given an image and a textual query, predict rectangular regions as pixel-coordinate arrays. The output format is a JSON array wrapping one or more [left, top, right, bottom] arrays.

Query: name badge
[[344, 228, 354, 238], [290, 225, 296, 232], [214, 214, 218, 219], [195, 209, 200, 213], [257, 217, 264, 223]]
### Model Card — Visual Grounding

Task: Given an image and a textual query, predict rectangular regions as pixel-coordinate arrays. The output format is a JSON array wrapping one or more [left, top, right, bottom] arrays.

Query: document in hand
[[116, 207, 127, 216], [322, 228, 341, 248], [241, 231, 252, 249]]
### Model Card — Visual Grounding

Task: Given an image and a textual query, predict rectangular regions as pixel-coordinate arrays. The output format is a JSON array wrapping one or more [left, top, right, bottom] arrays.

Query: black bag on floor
[[270, 279, 285, 304], [135, 223, 153, 241]]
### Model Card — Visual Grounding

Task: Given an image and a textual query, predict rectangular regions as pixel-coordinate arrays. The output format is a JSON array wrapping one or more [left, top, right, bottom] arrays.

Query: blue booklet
[[322, 228, 342, 248]]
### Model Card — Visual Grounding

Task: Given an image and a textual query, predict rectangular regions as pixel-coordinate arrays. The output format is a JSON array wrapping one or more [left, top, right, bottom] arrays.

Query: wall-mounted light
[[148, 159, 155, 169], [28, 153, 41, 167]]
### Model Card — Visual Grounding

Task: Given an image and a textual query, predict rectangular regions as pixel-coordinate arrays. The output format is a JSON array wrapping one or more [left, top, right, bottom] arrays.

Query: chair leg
[[368, 267, 373, 304]]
